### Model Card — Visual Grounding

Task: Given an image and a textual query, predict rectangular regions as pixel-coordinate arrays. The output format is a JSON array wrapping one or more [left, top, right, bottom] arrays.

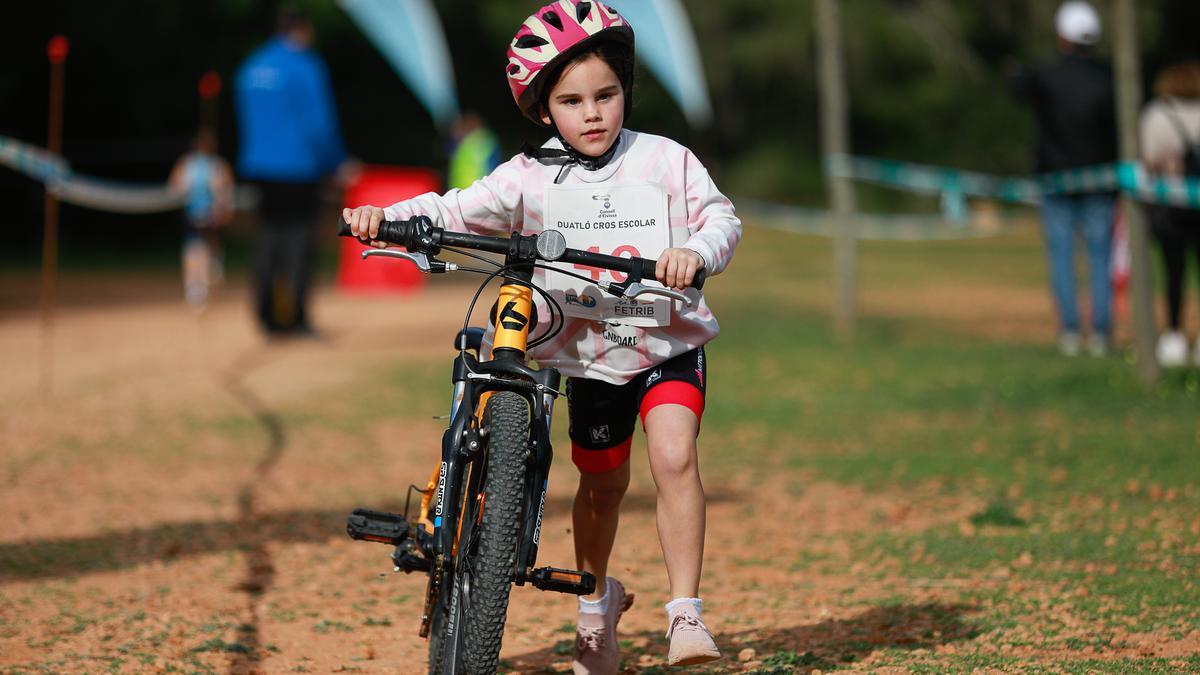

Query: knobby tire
[[428, 391, 529, 674], [427, 444, 480, 673], [462, 391, 528, 673]]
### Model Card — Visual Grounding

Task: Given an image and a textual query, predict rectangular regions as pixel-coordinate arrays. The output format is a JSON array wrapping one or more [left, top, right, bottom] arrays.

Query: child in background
[[345, 1, 741, 671], [169, 128, 234, 309], [447, 111, 502, 190]]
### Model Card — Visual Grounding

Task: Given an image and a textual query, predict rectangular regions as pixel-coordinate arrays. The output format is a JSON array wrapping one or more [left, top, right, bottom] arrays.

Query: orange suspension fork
[[490, 281, 533, 359]]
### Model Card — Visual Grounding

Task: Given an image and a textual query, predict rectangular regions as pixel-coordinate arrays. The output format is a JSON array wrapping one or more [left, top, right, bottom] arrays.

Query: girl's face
[[541, 54, 624, 157]]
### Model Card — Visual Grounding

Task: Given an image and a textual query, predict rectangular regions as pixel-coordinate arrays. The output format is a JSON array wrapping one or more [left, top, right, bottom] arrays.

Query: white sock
[[665, 596, 703, 619], [579, 579, 609, 615]]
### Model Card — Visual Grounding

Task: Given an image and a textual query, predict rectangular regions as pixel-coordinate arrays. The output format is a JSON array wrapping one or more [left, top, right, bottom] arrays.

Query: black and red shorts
[[566, 347, 707, 473]]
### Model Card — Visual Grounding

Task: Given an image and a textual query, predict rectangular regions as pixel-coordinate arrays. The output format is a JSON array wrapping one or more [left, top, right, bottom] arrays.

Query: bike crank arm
[[345, 508, 431, 573]]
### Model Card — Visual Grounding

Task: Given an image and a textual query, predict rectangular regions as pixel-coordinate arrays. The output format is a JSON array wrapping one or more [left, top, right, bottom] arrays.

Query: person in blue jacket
[[235, 7, 358, 336]]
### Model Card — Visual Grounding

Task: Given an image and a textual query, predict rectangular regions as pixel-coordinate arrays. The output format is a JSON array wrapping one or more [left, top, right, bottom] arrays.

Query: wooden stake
[[198, 70, 221, 137], [1112, 0, 1160, 385], [40, 35, 68, 396], [816, 0, 858, 339]]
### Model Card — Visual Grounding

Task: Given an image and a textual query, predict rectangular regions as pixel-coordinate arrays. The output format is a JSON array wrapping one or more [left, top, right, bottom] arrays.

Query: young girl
[[345, 1, 740, 670], [168, 128, 234, 309]]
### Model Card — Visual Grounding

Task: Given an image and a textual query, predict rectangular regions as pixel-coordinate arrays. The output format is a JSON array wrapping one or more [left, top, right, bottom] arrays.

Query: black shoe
[[296, 323, 323, 337], [263, 324, 321, 342]]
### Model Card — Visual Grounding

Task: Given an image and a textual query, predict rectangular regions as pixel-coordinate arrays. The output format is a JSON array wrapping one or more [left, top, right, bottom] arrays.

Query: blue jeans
[[1040, 194, 1116, 335]]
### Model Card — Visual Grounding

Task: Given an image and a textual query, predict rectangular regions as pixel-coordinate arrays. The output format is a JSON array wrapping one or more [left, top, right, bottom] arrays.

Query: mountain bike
[[338, 215, 705, 674]]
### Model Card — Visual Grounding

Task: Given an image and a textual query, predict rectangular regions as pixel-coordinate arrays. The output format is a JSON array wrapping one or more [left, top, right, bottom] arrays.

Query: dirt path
[[2, 271, 1190, 673]]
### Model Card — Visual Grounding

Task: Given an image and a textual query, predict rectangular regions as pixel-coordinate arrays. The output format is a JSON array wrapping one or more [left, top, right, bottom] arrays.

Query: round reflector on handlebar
[[535, 230, 567, 261]]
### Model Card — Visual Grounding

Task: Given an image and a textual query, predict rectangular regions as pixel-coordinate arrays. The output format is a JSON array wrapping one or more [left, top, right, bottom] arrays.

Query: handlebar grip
[[638, 258, 657, 283], [337, 217, 415, 247], [637, 258, 706, 290]]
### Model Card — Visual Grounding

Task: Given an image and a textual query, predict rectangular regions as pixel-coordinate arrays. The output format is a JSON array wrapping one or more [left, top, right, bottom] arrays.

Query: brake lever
[[621, 282, 701, 308], [362, 249, 457, 273]]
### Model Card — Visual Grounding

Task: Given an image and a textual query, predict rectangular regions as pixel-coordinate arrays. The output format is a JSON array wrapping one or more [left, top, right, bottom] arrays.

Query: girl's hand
[[656, 248, 704, 291], [342, 206, 389, 248]]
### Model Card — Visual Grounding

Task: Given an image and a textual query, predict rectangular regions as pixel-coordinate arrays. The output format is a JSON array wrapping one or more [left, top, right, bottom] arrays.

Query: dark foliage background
[[1, 0, 1196, 261]]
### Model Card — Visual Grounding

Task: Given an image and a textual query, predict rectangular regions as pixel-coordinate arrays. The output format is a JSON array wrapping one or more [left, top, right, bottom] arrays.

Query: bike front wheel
[[431, 390, 530, 674]]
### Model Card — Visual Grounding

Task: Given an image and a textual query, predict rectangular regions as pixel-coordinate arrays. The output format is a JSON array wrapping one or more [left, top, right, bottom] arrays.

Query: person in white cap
[[1009, 1, 1118, 358], [1056, 0, 1102, 48]]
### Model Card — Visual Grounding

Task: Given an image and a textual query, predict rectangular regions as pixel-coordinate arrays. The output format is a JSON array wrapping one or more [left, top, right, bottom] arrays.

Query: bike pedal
[[528, 567, 597, 595], [346, 508, 410, 546]]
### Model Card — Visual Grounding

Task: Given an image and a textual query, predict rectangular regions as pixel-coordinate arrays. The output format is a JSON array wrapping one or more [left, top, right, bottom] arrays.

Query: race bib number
[[544, 183, 671, 327]]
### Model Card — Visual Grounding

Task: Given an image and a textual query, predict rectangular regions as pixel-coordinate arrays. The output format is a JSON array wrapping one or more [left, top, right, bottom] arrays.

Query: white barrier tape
[[827, 154, 1200, 209], [738, 198, 1016, 242], [49, 176, 185, 214], [1, 135, 185, 214]]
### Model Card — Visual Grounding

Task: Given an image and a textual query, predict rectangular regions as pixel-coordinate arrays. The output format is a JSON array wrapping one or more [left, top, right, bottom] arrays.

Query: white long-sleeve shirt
[[1140, 97, 1200, 174], [381, 129, 742, 384]]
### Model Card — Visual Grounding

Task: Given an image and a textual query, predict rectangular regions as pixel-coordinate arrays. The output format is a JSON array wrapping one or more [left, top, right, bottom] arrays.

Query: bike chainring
[[419, 554, 445, 638]]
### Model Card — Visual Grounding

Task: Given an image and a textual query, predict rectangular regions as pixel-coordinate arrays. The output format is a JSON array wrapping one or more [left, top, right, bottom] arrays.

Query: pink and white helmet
[[506, 0, 635, 125]]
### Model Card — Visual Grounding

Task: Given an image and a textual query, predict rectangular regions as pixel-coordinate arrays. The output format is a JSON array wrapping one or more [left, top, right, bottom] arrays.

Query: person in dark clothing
[[234, 7, 359, 336], [1009, 1, 1118, 357]]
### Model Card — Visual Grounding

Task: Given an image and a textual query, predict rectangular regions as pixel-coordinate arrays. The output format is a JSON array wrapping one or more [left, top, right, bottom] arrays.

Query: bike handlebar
[[337, 216, 706, 290]]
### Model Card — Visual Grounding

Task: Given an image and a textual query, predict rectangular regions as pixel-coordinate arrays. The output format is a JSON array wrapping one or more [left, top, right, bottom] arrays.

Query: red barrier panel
[[337, 165, 441, 294]]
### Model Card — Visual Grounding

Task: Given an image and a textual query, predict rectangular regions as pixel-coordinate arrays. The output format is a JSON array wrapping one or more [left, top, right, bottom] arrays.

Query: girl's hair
[[537, 40, 635, 122], [1154, 61, 1200, 99]]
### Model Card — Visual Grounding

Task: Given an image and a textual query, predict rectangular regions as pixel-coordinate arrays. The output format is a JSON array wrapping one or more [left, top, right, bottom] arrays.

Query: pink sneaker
[[666, 605, 721, 666], [572, 577, 635, 675]]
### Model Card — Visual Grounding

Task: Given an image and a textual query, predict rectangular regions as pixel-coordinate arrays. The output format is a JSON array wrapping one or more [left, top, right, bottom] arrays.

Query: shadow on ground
[[503, 602, 979, 673], [0, 491, 743, 583]]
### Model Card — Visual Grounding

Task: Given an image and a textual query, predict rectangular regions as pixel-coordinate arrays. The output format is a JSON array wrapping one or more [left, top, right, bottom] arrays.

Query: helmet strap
[[522, 132, 621, 174]]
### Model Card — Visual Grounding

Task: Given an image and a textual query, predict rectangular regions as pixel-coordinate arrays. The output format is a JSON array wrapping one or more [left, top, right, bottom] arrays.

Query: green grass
[[701, 228, 1199, 494], [708, 304, 1200, 496], [687, 225, 1200, 659]]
